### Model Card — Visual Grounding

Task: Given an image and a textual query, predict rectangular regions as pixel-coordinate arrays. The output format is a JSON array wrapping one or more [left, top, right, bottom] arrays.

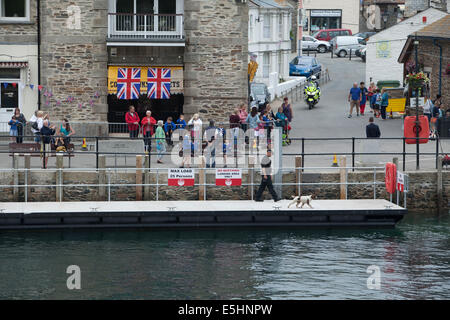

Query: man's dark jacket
[[366, 123, 381, 138], [40, 126, 55, 144]]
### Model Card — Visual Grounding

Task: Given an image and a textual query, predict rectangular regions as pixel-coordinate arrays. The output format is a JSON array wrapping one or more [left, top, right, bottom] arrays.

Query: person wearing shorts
[[348, 82, 361, 118], [372, 89, 381, 118]]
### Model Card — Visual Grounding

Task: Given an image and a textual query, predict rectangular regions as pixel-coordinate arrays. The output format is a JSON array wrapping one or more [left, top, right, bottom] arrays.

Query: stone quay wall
[[1, 169, 448, 213]]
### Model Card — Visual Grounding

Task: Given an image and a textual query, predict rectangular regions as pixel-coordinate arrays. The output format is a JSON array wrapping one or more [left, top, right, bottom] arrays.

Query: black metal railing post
[[436, 135, 439, 169], [402, 137, 406, 171]]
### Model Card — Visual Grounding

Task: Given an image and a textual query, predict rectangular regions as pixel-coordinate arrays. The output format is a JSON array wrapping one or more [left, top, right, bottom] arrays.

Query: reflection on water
[[0, 213, 448, 299]]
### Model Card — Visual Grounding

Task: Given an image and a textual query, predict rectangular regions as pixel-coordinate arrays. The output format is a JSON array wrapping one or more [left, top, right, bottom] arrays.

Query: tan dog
[[288, 194, 314, 208]]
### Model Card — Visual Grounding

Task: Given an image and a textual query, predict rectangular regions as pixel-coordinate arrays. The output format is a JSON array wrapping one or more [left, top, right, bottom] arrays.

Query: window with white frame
[[0, 0, 29, 22], [263, 14, 270, 39], [263, 52, 270, 78]]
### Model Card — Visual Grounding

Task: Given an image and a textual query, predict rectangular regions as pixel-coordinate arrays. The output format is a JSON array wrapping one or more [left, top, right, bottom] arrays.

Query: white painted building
[[248, 0, 293, 85], [366, 7, 447, 86], [302, 0, 360, 35], [0, 0, 38, 128]]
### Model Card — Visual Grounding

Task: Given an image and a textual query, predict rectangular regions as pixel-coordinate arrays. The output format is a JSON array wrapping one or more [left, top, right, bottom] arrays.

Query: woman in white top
[[188, 113, 203, 151]]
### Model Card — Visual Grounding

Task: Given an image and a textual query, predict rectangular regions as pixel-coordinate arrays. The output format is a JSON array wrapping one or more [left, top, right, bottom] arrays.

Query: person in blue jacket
[[164, 117, 176, 146], [176, 114, 187, 130]]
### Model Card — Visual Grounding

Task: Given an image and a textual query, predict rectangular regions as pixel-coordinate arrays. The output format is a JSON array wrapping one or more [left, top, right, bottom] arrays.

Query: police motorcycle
[[303, 75, 321, 110]]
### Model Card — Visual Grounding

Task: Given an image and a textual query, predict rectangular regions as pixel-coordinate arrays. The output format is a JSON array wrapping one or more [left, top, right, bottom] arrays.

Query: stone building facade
[[183, 0, 248, 121], [0, 0, 39, 124], [365, 8, 447, 86], [40, 0, 108, 126], [0, 0, 249, 133], [398, 15, 450, 105]]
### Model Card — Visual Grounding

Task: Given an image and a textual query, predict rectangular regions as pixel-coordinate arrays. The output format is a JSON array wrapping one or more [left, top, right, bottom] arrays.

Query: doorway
[[0, 68, 21, 131], [107, 93, 184, 133]]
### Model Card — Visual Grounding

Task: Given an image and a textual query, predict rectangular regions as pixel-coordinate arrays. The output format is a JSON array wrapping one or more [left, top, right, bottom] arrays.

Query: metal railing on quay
[[0, 135, 448, 171]]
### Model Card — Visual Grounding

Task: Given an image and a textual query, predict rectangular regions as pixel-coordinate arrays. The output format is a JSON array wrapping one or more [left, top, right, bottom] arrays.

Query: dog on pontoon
[[288, 194, 315, 209]]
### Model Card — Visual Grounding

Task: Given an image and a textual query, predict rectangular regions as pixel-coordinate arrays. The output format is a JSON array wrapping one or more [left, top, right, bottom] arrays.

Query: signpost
[[396, 170, 408, 208], [216, 168, 242, 186], [168, 168, 195, 186]]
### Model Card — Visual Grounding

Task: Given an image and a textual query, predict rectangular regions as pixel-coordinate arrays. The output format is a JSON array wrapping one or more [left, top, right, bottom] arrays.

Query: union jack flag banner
[[117, 68, 141, 100], [147, 68, 171, 99]]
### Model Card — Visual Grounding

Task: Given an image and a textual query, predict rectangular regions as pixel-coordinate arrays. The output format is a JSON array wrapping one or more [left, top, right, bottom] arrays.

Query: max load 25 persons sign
[[168, 168, 195, 186]]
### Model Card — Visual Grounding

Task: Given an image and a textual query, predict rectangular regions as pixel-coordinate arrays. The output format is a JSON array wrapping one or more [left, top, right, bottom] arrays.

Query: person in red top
[[125, 105, 140, 138], [141, 110, 157, 152]]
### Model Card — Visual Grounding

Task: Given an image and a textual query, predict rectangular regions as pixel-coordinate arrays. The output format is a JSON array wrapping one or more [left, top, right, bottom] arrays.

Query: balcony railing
[[107, 13, 184, 41]]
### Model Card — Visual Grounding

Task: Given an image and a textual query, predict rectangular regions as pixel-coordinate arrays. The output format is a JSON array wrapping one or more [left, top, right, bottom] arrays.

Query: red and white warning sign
[[168, 168, 195, 186], [215, 168, 242, 186], [397, 171, 405, 192]]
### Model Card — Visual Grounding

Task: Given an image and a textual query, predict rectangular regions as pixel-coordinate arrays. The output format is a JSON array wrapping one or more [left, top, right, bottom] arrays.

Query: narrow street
[[281, 52, 449, 171]]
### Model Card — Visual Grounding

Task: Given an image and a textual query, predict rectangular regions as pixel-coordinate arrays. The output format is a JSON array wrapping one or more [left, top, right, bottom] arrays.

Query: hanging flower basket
[[405, 72, 429, 89]]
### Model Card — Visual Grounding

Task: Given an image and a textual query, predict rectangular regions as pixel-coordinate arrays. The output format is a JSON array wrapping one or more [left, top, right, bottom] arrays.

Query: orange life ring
[[385, 162, 397, 194], [404, 116, 429, 144]]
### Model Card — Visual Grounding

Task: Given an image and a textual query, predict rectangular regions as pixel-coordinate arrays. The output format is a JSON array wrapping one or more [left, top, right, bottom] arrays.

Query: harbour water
[[0, 212, 448, 299]]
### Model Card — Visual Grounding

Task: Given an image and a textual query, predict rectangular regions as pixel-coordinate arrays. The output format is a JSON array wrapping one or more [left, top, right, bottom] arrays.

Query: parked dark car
[[353, 31, 376, 42], [250, 82, 271, 112], [289, 56, 322, 78], [356, 47, 366, 62]]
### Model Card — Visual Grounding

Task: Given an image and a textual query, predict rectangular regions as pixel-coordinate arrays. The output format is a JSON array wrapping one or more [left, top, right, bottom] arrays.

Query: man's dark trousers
[[255, 175, 278, 200]]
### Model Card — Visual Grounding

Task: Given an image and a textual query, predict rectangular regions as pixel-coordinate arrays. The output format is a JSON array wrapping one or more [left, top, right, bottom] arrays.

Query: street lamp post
[[298, 0, 303, 57], [414, 35, 420, 170]]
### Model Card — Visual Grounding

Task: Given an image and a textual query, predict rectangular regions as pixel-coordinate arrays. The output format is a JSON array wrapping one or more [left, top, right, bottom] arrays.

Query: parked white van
[[332, 36, 366, 58]]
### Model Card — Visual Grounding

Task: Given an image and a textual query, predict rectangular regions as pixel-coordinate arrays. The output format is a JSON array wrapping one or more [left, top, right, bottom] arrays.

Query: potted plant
[[405, 71, 429, 89]]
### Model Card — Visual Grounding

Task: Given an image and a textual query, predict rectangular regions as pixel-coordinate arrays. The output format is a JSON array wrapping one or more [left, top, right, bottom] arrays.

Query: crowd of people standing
[[124, 98, 294, 166]]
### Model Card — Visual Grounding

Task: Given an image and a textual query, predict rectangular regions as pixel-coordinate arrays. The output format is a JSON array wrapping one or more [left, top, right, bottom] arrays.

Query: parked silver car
[[332, 36, 366, 58], [301, 35, 331, 53]]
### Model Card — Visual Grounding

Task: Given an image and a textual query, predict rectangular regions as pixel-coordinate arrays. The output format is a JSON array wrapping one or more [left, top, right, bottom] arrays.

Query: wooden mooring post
[[340, 156, 347, 199], [295, 156, 302, 196]]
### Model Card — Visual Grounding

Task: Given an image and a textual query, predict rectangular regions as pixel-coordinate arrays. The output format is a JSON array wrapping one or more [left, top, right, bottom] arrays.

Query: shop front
[[308, 9, 342, 33], [107, 65, 184, 127]]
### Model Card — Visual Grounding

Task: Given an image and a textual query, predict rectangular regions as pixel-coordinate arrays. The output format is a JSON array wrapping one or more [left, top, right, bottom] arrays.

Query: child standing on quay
[[8, 116, 19, 142]]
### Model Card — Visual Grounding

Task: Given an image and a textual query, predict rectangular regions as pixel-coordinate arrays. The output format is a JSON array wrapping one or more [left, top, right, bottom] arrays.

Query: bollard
[[136, 155, 143, 201], [98, 155, 106, 200], [339, 156, 347, 199]]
